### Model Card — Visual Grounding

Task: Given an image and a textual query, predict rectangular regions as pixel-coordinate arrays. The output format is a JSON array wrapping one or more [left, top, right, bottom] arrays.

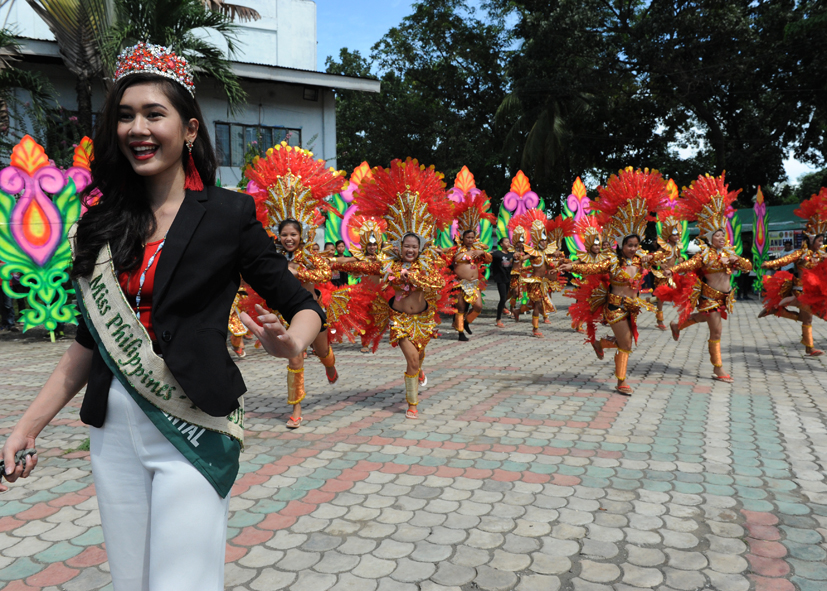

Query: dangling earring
[[184, 139, 204, 191]]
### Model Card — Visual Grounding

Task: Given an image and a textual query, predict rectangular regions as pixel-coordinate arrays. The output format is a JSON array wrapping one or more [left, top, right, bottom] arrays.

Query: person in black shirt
[[490, 237, 515, 327]]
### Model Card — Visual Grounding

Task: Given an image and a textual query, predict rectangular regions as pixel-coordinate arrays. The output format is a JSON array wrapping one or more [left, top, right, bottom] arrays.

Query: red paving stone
[[745, 523, 782, 541], [281, 501, 316, 517], [747, 538, 788, 559], [407, 465, 437, 476], [224, 544, 248, 563], [749, 575, 796, 591], [26, 563, 79, 587], [742, 510, 780, 525], [48, 493, 87, 508], [304, 489, 336, 505], [66, 546, 107, 568], [0, 516, 25, 533], [320, 479, 354, 493], [16, 502, 60, 520], [746, 553, 791, 577], [378, 463, 408, 474], [258, 513, 297, 531], [3, 582, 38, 591]]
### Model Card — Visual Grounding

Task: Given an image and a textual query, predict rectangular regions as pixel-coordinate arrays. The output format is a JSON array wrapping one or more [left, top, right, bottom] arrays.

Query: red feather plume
[[545, 214, 575, 237], [593, 168, 667, 228], [352, 214, 388, 234], [677, 173, 740, 222], [794, 187, 827, 223], [654, 272, 698, 325], [244, 143, 346, 204], [354, 158, 452, 230], [761, 271, 795, 312], [574, 215, 602, 238], [565, 275, 609, 344], [799, 260, 827, 320], [454, 191, 496, 224], [512, 209, 547, 233]]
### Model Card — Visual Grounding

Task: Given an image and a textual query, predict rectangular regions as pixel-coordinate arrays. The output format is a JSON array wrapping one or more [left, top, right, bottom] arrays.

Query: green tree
[[327, 0, 512, 203]]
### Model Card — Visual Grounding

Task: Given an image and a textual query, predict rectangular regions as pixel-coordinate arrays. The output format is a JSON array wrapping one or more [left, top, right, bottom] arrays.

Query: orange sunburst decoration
[[10, 135, 50, 176], [350, 161, 373, 187], [454, 166, 476, 194], [510, 170, 531, 197], [666, 178, 679, 203], [571, 176, 587, 200]]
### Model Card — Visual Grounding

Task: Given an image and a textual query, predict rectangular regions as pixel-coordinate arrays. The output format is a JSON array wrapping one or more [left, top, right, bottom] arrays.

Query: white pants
[[90, 379, 230, 591]]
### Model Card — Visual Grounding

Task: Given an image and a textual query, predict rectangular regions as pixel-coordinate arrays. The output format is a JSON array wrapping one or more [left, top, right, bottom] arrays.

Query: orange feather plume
[[594, 167, 667, 229], [677, 173, 740, 222]]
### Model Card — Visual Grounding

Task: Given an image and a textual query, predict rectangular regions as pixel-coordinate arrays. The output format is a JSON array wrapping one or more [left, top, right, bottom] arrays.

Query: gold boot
[[531, 316, 542, 337], [777, 308, 800, 321], [708, 339, 733, 382], [802, 324, 824, 356], [318, 346, 338, 383], [615, 349, 632, 395], [287, 367, 306, 406], [404, 371, 419, 418], [656, 310, 666, 330]]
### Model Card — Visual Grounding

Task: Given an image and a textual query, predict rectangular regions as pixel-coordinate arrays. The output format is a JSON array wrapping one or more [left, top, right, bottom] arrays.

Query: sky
[[313, 1, 817, 185]]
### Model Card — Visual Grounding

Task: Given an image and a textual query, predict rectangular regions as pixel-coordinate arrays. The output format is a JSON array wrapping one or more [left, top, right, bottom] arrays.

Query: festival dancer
[[650, 214, 686, 330], [228, 285, 252, 359], [245, 142, 348, 428], [452, 193, 495, 341], [331, 215, 394, 353], [568, 216, 612, 333], [508, 225, 530, 321], [658, 174, 753, 382], [509, 211, 567, 338], [758, 188, 827, 356], [351, 158, 453, 418], [564, 167, 665, 394]]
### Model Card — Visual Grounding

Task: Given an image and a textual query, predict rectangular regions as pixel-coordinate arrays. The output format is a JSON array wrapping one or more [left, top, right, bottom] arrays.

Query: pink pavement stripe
[[741, 510, 795, 586]]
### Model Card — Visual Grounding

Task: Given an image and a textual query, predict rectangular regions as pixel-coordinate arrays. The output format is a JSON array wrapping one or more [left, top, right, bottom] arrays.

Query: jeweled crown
[[115, 43, 196, 97]]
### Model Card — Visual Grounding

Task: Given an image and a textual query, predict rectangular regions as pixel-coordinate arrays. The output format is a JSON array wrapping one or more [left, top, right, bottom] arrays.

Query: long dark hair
[[71, 73, 217, 278]]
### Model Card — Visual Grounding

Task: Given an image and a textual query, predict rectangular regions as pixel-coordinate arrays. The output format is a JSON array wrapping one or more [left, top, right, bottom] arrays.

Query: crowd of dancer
[[232, 155, 827, 418]]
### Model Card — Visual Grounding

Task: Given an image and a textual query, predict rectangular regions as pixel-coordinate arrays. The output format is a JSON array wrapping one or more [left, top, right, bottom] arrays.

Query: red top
[[118, 239, 163, 342]]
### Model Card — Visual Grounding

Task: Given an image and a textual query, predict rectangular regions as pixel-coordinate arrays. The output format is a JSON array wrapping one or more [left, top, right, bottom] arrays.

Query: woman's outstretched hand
[[240, 305, 303, 359]]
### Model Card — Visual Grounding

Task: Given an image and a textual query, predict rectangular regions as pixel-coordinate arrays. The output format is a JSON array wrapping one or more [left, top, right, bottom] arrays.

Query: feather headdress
[[511, 209, 550, 247], [574, 215, 603, 250], [678, 173, 740, 243], [353, 158, 452, 260], [594, 167, 667, 245], [245, 142, 346, 254], [507, 215, 528, 247], [795, 187, 827, 240], [350, 214, 388, 260], [454, 191, 496, 246], [546, 215, 575, 252]]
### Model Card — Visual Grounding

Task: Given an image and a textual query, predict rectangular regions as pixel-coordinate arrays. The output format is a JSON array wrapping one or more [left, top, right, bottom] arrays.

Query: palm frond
[[203, 0, 260, 23]]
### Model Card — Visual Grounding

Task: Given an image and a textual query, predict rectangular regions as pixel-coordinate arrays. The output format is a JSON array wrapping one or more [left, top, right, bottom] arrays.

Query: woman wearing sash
[[658, 174, 753, 382], [0, 44, 325, 590]]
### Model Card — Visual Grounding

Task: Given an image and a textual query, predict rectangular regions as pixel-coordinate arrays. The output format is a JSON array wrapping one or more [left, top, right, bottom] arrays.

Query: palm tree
[[0, 27, 55, 145], [103, 0, 250, 113], [24, 0, 111, 136], [202, 0, 259, 23]]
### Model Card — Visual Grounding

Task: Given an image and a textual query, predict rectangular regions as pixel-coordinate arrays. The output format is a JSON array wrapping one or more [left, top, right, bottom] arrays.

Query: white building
[[2, 0, 379, 185]]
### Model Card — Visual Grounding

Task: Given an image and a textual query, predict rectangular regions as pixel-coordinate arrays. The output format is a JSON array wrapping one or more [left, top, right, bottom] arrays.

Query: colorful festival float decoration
[[325, 161, 372, 252], [562, 176, 593, 260], [656, 178, 689, 257], [752, 186, 770, 293], [0, 135, 92, 338], [496, 170, 545, 242], [726, 196, 744, 289], [437, 166, 495, 252]]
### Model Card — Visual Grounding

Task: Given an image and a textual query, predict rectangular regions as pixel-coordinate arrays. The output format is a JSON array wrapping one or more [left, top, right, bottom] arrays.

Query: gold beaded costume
[[245, 142, 347, 410], [760, 188, 827, 354], [452, 192, 495, 333], [352, 158, 454, 412], [568, 168, 667, 391], [655, 174, 753, 379]]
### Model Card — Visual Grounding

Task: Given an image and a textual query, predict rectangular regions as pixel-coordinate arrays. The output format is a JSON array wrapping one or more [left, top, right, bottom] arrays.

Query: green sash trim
[[72, 237, 242, 497]]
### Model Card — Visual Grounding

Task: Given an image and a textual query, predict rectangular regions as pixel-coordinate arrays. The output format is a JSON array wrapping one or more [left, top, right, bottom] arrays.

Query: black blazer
[[75, 186, 325, 425]]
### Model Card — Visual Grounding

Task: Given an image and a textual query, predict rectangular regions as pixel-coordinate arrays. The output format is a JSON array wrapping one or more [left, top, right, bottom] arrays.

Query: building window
[[215, 123, 302, 167]]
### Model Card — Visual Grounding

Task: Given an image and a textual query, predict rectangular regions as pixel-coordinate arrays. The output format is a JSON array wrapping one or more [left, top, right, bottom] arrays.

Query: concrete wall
[[1, 0, 317, 71]]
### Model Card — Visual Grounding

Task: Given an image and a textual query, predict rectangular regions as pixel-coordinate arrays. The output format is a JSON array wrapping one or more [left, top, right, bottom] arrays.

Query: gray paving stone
[[249, 568, 296, 591], [313, 551, 360, 574], [578, 560, 620, 583], [517, 574, 561, 591], [430, 561, 476, 586], [473, 565, 518, 591], [390, 557, 436, 583], [329, 573, 378, 591], [352, 555, 396, 579]]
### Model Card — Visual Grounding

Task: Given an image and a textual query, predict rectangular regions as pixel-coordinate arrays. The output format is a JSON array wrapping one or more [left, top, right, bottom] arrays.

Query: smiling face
[[279, 223, 302, 253], [336, 242, 346, 255], [366, 242, 379, 256], [668, 232, 680, 245], [401, 234, 420, 262], [117, 82, 197, 180], [622, 236, 640, 259], [711, 230, 726, 249], [814, 236, 824, 250], [538, 239, 548, 250], [589, 239, 602, 255]]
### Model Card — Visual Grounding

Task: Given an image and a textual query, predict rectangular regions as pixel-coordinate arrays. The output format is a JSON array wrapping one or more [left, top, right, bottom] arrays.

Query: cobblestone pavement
[[1, 293, 826, 591]]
